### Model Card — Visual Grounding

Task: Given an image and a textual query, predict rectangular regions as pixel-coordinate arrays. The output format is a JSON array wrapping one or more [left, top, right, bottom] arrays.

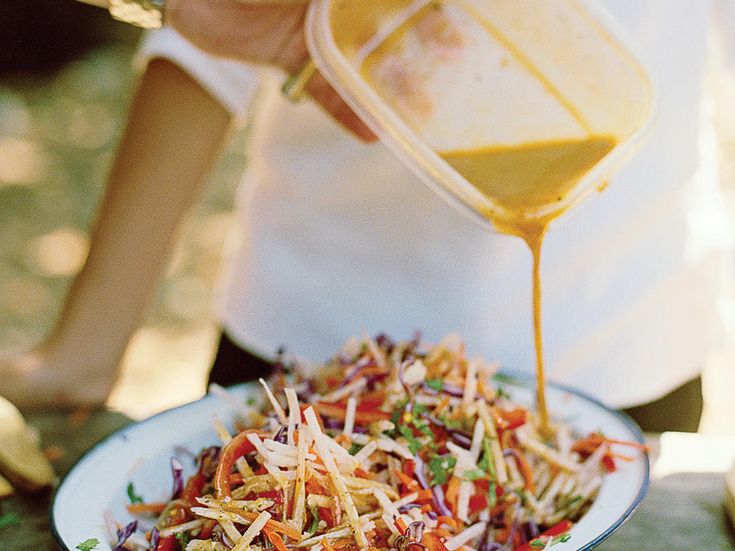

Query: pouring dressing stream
[[441, 137, 616, 432]]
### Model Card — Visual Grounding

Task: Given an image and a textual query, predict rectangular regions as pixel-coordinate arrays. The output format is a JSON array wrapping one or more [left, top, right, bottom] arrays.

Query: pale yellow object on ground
[[0, 396, 55, 492], [0, 473, 14, 499]]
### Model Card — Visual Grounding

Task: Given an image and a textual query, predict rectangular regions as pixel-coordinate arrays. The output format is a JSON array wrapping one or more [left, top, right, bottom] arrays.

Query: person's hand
[[165, 0, 376, 141]]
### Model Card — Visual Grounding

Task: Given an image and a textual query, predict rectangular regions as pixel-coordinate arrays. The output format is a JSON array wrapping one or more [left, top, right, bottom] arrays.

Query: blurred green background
[[0, 1, 248, 417]]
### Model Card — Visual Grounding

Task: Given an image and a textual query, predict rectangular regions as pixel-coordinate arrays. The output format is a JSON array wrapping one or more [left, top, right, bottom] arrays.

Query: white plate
[[51, 375, 648, 550]]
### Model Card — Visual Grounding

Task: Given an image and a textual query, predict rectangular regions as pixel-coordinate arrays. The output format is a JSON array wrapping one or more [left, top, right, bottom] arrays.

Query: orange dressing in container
[[441, 137, 616, 431]]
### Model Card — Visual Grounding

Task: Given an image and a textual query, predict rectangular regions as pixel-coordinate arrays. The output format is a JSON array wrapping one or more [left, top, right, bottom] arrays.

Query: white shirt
[[140, 0, 734, 408]]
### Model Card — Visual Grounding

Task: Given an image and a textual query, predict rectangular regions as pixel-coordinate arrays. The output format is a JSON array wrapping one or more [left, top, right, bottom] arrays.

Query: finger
[[305, 72, 377, 143], [280, 33, 377, 143]]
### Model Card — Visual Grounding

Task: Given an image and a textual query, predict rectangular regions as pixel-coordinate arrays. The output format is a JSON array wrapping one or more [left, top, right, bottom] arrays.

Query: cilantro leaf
[[437, 414, 463, 430], [0, 512, 18, 530], [391, 398, 410, 428], [348, 443, 364, 456], [492, 373, 516, 385], [75, 539, 100, 551], [176, 531, 191, 547], [398, 424, 422, 455], [529, 533, 572, 548], [495, 386, 511, 400], [411, 414, 436, 444], [425, 379, 443, 391], [126, 482, 143, 504], [307, 505, 320, 536], [427, 454, 456, 486]]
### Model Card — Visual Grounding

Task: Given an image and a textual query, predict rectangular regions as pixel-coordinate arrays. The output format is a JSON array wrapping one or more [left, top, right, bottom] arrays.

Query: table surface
[[2, 410, 733, 551]]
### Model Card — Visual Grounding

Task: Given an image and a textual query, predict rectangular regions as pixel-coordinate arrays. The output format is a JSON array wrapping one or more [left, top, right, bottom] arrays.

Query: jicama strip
[[463, 359, 479, 408], [353, 440, 377, 466], [304, 406, 368, 548], [285, 388, 301, 447], [444, 521, 487, 550], [186, 541, 228, 551], [476, 400, 508, 484], [377, 437, 413, 460], [470, 418, 485, 461], [318, 378, 367, 404], [517, 430, 580, 472], [538, 472, 569, 512], [291, 427, 307, 534], [293, 519, 376, 548], [343, 397, 357, 436], [259, 379, 287, 424], [307, 494, 334, 508], [456, 480, 474, 523], [231, 511, 271, 551], [246, 433, 291, 487], [158, 519, 204, 537], [220, 520, 242, 544]]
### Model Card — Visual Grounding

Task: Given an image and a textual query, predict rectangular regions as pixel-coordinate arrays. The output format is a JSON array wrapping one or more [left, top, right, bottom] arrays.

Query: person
[[2, 0, 733, 433]]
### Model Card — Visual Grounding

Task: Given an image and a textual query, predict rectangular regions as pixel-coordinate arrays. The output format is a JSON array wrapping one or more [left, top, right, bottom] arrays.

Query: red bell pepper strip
[[514, 519, 573, 551], [181, 472, 207, 505], [601, 453, 617, 472], [214, 430, 257, 498], [155, 535, 177, 551]]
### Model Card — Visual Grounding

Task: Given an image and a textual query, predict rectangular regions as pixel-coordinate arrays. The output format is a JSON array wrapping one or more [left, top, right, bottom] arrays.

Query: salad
[[108, 334, 646, 551]]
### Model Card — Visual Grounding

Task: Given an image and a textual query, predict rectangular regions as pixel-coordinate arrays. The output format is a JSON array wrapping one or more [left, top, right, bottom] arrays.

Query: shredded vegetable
[[116, 334, 644, 550]]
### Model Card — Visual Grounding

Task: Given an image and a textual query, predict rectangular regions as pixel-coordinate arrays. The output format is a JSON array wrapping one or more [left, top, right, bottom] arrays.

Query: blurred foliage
[[0, 6, 248, 354]]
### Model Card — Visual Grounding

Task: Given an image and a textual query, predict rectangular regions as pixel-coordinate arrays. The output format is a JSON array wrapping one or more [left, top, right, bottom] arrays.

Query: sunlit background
[[1, 2, 735, 431]]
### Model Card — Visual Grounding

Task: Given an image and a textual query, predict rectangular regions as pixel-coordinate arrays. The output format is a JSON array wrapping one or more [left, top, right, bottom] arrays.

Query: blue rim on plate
[[50, 375, 649, 550]]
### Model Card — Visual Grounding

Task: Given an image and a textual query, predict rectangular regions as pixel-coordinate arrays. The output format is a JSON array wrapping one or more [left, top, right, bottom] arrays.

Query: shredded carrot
[[612, 452, 635, 462], [445, 477, 461, 512], [511, 448, 536, 494], [415, 489, 434, 503], [433, 528, 453, 539], [436, 516, 457, 530], [604, 437, 650, 451], [433, 396, 451, 416], [354, 468, 375, 480], [394, 470, 419, 491], [395, 517, 408, 534], [240, 511, 301, 541], [126, 502, 167, 516], [264, 528, 288, 551], [322, 538, 336, 551]]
